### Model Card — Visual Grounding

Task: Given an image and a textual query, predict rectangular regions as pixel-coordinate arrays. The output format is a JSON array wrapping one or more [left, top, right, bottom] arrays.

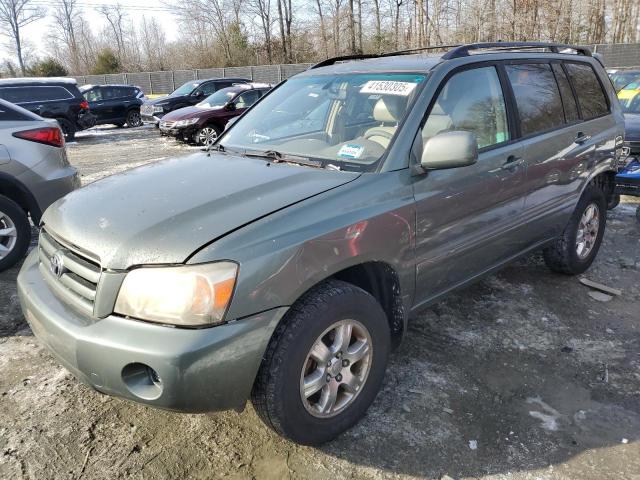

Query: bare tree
[[250, 0, 274, 63], [140, 16, 168, 70], [96, 4, 127, 59], [0, 0, 45, 75]]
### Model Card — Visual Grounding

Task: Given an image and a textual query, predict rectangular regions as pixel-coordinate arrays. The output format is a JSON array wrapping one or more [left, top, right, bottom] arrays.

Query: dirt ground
[[0, 125, 639, 480]]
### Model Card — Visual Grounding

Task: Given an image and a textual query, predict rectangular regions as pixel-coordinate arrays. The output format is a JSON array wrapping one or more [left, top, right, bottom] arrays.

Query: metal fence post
[[278, 65, 283, 82], [222, 67, 226, 78], [171, 71, 175, 91]]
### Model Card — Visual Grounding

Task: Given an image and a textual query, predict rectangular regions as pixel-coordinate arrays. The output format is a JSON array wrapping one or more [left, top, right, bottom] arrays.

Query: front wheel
[[543, 185, 606, 275], [251, 280, 390, 445], [607, 193, 620, 210], [126, 109, 142, 127], [0, 195, 31, 272], [193, 125, 221, 146]]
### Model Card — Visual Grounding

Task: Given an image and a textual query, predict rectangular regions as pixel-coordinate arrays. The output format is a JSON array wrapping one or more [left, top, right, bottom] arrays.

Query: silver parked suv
[[18, 43, 624, 445], [0, 99, 79, 271]]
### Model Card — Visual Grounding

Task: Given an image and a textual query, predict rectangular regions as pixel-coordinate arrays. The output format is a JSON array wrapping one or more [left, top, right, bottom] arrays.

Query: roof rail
[[309, 44, 461, 69], [441, 42, 592, 59]]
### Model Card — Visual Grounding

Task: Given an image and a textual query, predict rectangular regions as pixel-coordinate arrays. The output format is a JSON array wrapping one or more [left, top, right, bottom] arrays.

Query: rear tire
[[57, 118, 76, 141], [251, 280, 390, 445], [0, 195, 31, 272], [126, 109, 142, 127], [543, 185, 606, 275]]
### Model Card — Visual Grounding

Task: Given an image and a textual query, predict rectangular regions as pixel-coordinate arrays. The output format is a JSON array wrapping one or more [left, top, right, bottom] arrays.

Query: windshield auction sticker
[[360, 80, 417, 96], [338, 144, 365, 159]]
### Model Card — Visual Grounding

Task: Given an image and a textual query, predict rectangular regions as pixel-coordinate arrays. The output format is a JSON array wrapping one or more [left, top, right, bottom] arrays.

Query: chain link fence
[[70, 63, 313, 95], [68, 44, 640, 94]]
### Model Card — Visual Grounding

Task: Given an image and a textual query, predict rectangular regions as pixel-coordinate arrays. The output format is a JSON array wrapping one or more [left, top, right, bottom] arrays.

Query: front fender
[[188, 170, 417, 321]]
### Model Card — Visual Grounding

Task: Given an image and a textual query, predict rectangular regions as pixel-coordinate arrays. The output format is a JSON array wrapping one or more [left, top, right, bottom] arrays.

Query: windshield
[[172, 81, 200, 96], [197, 88, 236, 108], [619, 87, 640, 114], [611, 71, 640, 91], [219, 73, 426, 171]]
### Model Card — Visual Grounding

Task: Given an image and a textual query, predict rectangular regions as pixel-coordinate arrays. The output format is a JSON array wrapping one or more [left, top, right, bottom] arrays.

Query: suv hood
[[145, 95, 184, 106], [42, 152, 360, 269]]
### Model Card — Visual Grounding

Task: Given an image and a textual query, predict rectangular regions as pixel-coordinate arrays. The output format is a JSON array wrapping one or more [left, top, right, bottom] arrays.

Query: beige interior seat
[[422, 103, 453, 142], [364, 97, 405, 148]]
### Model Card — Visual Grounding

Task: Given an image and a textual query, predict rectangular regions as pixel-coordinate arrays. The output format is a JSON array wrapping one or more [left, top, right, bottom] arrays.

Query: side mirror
[[421, 130, 478, 170], [225, 102, 236, 111], [193, 90, 204, 97]]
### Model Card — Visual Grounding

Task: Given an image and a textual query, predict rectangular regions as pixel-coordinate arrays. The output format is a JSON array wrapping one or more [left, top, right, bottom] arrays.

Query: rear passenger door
[[506, 60, 614, 244], [412, 65, 527, 305]]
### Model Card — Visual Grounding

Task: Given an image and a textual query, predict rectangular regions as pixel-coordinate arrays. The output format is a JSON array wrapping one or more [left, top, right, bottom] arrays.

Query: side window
[[101, 87, 117, 100], [200, 82, 219, 95], [564, 63, 609, 119], [505, 63, 564, 136], [551, 64, 579, 122], [32, 86, 73, 102], [235, 90, 260, 108], [84, 89, 102, 102], [423, 66, 509, 149], [0, 87, 26, 103], [0, 103, 31, 121]]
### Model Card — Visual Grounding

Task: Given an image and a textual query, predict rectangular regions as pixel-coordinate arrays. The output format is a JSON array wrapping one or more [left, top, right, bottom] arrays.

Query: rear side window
[[505, 63, 564, 136], [0, 86, 73, 103], [423, 66, 509, 149], [564, 63, 609, 119], [0, 103, 32, 121], [551, 64, 579, 123]]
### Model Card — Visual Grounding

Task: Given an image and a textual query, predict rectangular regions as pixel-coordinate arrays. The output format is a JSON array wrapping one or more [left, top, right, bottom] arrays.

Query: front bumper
[[159, 124, 197, 140], [141, 112, 163, 125], [18, 250, 286, 413]]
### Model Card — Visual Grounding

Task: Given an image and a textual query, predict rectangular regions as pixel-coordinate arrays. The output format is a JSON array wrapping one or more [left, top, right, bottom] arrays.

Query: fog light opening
[[121, 362, 163, 401]]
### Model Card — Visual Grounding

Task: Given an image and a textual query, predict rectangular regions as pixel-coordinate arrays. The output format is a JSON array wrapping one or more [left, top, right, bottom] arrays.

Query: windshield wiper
[[243, 149, 325, 169]]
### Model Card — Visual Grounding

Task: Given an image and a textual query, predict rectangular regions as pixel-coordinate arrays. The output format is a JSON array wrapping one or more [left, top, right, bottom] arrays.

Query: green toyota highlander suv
[[18, 42, 625, 445]]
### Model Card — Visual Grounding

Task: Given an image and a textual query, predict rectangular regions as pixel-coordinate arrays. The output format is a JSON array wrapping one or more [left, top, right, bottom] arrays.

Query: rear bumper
[[18, 250, 287, 413]]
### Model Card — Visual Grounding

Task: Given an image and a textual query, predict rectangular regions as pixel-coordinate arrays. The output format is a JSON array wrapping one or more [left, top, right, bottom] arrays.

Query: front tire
[[193, 125, 221, 146], [543, 185, 606, 275], [251, 280, 390, 445], [0, 195, 31, 272], [607, 193, 620, 210]]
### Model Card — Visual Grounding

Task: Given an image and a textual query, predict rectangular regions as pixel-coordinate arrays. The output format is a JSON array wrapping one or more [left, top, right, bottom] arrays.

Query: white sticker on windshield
[[360, 80, 417, 96], [338, 144, 364, 159]]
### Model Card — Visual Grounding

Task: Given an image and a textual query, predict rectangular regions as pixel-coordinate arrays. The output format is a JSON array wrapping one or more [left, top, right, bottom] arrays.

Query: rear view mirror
[[421, 130, 478, 170]]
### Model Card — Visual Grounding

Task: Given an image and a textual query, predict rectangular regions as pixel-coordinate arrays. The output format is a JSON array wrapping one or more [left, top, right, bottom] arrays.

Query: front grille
[[626, 140, 640, 155], [141, 105, 154, 115], [38, 228, 101, 316]]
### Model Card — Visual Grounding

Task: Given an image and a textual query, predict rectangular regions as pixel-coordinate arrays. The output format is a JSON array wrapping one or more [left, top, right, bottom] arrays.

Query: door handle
[[575, 132, 592, 144], [501, 155, 524, 170]]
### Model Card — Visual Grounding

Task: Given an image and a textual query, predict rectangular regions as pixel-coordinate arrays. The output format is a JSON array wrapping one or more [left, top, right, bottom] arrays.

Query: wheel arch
[[0, 173, 42, 224]]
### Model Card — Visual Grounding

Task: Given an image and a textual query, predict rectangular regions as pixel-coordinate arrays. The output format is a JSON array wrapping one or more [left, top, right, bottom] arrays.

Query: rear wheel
[[543, 185, 606, 275], [126, 109, 142, 127], [251, 280, 390, 445], [57, 118, 76, 141], [193, 125, 221, 146], [0, 195, 31, 272]]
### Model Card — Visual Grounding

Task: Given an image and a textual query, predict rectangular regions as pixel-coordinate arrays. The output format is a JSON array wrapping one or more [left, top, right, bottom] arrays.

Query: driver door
[[412, 65, 529, 307]]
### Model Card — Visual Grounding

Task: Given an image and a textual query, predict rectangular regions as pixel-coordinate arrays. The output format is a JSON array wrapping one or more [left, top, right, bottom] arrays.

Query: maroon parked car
[[159, 83, 272, 145]]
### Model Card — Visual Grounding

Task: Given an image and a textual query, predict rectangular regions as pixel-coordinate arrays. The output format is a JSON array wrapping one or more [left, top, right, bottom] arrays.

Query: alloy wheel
[[197, 127, 218, 146], [0, 211, 17, 260], [576, 202, 600, 259], [300, 319, 373, 418], [128, 111, 142, 127]]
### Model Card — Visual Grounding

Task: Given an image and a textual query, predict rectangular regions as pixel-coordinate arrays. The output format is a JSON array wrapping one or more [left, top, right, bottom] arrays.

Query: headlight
[[175, 118, 199, 127], [114, 262, 238, 327]]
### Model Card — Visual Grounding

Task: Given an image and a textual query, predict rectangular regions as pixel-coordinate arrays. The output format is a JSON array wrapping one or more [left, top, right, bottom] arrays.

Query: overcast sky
[[0, 0, 180, 63]]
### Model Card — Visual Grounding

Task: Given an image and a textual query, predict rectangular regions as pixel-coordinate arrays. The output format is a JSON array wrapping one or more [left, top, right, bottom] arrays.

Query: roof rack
[[441, 41, 592, 59], [310, 44, 461, 69]]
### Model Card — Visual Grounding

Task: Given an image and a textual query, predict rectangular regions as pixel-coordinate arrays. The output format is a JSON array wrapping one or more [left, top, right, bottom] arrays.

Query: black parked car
[[140, 78, 250, 125], [81, 84, 145, 128], [0, 77, 95, 140]]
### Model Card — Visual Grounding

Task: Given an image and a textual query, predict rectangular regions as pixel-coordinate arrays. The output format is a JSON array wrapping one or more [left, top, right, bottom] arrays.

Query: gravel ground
[[1, 125, 639, 480]]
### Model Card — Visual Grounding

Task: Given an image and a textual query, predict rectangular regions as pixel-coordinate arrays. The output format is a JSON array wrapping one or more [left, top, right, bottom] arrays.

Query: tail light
[[79, 100, 89, 110], [13, 127, 65, 148]]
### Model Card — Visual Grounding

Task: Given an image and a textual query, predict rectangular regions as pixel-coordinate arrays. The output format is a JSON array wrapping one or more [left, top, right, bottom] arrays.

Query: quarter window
[[506, 63, 564, 136], [235, 90, 260, 108], [0, 86, 73, 103], [423, 66, 509, 149], [564, 63, 609, 119]]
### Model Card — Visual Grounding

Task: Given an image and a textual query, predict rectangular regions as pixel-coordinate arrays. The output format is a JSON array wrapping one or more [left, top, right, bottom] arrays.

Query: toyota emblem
[[50, 251, 65, 278]]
